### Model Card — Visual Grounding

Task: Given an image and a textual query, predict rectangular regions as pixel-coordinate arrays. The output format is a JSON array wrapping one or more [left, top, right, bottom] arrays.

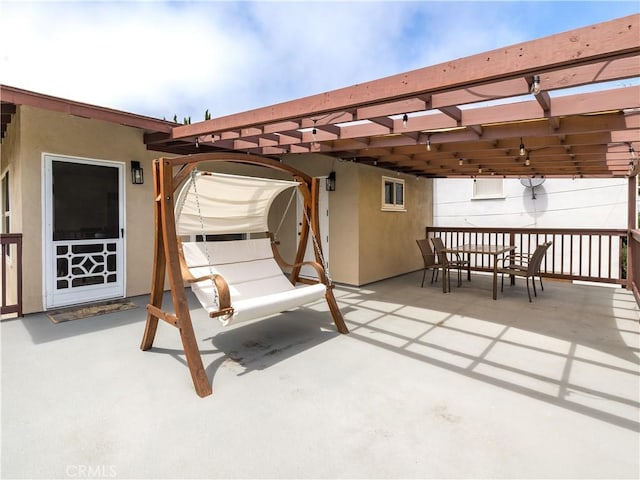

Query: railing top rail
[[0, 233, 23, 243], [426, 227, 628, 235]]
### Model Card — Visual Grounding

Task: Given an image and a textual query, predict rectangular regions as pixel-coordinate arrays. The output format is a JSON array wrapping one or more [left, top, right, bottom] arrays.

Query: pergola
[[145, 14, 639, 180]]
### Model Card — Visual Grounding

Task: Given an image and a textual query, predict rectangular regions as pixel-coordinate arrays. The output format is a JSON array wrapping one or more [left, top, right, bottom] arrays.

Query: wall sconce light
[[326, 171, 336, 191], [131, 161, 144, 185]]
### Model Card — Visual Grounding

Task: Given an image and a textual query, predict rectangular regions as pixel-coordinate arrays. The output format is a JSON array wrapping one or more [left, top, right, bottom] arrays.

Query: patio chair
[[497, 241, 552, 302], [416, 239, 440, 287], [431, 237, 470, 293]]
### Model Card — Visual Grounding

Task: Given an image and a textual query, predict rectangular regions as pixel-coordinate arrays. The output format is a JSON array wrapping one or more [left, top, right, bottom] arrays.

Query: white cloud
[[1, 1, 637, 122]]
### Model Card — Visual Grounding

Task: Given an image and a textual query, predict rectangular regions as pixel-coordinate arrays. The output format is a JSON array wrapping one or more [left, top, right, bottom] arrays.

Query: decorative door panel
[[44, 155, 125, 308]]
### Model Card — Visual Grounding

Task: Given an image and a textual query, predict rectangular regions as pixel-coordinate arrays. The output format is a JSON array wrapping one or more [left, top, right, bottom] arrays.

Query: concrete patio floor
[[2, 272, 639, 479]]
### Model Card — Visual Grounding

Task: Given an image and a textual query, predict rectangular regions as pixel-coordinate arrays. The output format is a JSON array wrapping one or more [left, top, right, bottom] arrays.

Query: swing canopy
[[174, 171, 300, 235]]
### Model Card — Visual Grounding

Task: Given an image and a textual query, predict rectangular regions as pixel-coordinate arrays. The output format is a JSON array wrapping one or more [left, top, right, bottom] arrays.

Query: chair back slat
[[416, 239, 437, 266], [431, 237, 450, 267]]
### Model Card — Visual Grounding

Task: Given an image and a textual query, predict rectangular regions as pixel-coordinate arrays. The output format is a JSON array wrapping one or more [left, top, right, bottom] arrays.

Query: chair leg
[[431, 268, 438, 284], [501, 273, 504, 292], [526, 278, 532, 302], [531, 275, 537, 297], [421, 268, 427, 288], [539, 275, 544, 291]]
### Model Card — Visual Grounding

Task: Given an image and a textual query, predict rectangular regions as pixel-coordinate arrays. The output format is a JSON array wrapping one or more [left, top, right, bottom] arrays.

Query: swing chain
[[274, 187, 297, 242], [190, 168, 220, 308]]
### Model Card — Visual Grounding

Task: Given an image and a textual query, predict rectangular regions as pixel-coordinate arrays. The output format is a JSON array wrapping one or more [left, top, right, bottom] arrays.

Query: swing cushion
[[182, 238, 327, 326]]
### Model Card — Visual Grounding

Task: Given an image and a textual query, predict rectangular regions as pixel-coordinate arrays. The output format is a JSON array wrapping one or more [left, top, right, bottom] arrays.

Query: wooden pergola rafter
[[146, 14, 640, 178]]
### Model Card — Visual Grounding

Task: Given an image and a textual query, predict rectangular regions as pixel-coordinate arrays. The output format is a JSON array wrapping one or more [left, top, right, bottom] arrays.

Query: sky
[[0, 1, 638, 123]]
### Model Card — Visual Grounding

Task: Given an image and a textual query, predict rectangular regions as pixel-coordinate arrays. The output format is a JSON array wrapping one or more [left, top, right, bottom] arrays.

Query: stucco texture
[[287, 154, 433, 286], [4, 105, 166, 313], [4, 111, 433, 313]]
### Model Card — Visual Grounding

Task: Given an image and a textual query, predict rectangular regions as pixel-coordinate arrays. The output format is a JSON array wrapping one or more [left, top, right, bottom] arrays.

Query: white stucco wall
[[434, 178, 629, 229], [433, 177, 632, 282]]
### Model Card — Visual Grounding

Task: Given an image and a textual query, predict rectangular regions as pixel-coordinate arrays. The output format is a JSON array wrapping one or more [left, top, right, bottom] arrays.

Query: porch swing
[[140, 152, 348, 398]]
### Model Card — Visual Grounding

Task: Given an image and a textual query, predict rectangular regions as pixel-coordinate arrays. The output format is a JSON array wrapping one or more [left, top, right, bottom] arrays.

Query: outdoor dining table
[[444, 244, 516, 300]]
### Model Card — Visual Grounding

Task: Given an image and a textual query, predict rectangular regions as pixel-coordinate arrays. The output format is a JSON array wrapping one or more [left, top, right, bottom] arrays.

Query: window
[[1, 172, 8, 234], [382, 176, 405, 211], [472, 178, 504, 200]]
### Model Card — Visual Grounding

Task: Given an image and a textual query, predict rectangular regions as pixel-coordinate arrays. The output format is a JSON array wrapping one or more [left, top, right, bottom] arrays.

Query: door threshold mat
[[47, 299, 138, 324]]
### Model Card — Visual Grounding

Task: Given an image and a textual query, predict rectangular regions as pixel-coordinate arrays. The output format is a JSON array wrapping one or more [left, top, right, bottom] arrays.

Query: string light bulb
[[195, 138, 199, 148], [525, 154, 531, 166], [402, 113, 408, 128], [519, 138, 526, 156], [426, 136, 431, 151], [530, 75, 541, 94]]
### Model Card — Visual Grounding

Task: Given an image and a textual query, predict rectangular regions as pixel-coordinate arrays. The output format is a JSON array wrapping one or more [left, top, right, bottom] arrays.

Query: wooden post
[[290, 182, 312, 284], [140, 159, 165, 350], [141, 158, 212, 397], [627, 175, 637, 290], [310, 178, 348, 333]]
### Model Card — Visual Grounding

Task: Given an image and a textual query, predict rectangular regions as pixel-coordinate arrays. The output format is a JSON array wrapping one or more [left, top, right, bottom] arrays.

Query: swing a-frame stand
[[140, 153, 348, 397]]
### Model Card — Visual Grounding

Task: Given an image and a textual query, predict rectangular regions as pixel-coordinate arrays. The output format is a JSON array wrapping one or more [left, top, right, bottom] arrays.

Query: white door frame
[[297, 177, 329, 279], [42, 154, 126, 309]]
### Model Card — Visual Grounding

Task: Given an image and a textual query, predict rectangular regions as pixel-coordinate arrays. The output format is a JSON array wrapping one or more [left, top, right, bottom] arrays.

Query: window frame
[[381, 176, 406, 211], [472, 178, 505, 200]]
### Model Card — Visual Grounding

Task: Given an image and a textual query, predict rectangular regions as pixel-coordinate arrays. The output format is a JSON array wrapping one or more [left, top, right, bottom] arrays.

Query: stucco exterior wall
[[434, 178, 628, 229], [284, 154, 360, 285], [6, 105, 168, 313], [358, 167, 433, 285], [0, 107, 21, 308], [433, 177, 629, 280], [286, 155, 433, 286], [4, 106, 434, 313]]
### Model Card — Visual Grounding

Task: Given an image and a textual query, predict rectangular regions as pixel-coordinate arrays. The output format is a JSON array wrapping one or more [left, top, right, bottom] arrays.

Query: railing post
[[625, 232, 633, 291], [630, 230, 640, 305], [0, 233, 23, 318], [626, 176, 637, 290]]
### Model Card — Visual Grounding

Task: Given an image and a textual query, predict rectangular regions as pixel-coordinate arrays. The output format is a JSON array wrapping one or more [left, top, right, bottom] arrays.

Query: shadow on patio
[[2, 272, 638, 478], [334, 272, 639, 432]]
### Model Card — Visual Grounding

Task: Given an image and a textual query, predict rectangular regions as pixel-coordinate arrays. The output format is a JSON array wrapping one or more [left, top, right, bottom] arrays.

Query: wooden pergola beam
[[171, 14, 639, 140]]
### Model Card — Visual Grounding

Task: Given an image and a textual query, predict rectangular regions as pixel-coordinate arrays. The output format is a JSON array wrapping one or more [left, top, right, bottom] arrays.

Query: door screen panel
[[52, 161, 119, 240]]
